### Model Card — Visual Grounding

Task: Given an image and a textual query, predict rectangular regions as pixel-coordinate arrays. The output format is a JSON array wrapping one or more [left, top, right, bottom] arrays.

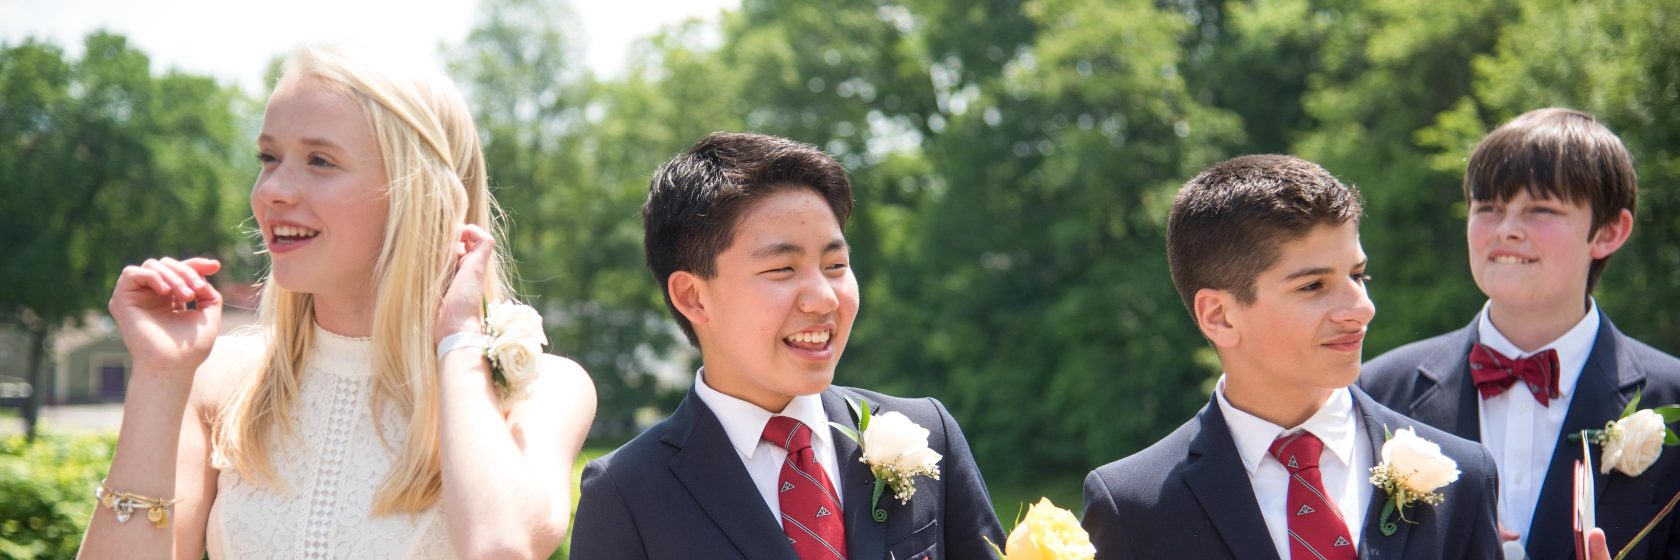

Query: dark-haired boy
[[1082, 155, 1501, 559], [571, 132, 1004, 559], [1362, 108, 1680, 559]]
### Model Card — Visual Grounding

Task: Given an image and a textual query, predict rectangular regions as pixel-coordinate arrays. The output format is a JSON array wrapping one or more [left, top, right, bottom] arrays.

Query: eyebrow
[[256, 135, 347, 152], [1282, 259, 1366, 281], [750, 239, 849, 259]]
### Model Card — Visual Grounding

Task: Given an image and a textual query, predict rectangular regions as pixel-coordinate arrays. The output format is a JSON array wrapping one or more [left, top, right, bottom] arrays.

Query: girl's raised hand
[[107, 257, 224, 377]]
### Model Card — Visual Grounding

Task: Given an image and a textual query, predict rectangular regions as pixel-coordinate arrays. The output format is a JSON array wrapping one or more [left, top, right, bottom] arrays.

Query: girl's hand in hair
[[108, 257, 224, 378], [436, 224, 496, 347]]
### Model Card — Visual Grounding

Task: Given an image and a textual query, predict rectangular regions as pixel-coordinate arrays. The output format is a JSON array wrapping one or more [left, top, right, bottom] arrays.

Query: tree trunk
[[23, 325, 47, 441]]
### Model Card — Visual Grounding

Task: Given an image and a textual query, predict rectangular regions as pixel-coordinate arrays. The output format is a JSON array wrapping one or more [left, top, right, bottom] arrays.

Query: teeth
[[274, 225, 319, 238], [1492, 255, 1531, 264], [785, 331, 831, 345]]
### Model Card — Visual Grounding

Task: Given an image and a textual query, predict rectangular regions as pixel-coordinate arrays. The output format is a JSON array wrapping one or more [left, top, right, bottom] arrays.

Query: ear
[[1193, 288, 1240, 348], [1589, 208, 1634, 259], [668, 271, 710, 328]]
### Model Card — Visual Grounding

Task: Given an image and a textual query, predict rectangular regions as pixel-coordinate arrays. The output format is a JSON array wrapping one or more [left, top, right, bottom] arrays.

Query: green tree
[[0, 33, 249, 437]]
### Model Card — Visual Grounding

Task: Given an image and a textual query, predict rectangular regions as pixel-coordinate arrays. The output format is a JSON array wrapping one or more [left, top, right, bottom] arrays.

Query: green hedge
[[0, 432, 113, 559]]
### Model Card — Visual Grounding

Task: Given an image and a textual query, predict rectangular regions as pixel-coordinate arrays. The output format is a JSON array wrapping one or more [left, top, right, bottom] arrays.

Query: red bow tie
[[1469, 343, 1561, 406]]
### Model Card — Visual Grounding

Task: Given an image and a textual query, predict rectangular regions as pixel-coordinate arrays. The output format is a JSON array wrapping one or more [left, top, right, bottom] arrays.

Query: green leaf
[[858, 398, 873, 432], [1666, 429, 1678, 447], [1654, 405, 1680, 424], [1623, 389, 1643, 419], [1384, 425, 1394, 441], [828, 422, 861, 444]]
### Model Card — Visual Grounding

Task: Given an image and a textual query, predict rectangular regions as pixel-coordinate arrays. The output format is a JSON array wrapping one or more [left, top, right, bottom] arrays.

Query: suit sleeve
[[929, 397, 1006, 559], [1462, 444, 1503, 560], [1082, 470, 1137, 560], [569, 459, 649, 560]]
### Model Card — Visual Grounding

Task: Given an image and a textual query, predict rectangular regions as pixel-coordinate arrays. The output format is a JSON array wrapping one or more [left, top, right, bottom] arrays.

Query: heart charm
[[113, 497, 134, 523]]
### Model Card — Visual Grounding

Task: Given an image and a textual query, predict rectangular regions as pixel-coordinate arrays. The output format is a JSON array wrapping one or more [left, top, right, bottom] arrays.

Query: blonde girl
[[78, 45, 596, 559]]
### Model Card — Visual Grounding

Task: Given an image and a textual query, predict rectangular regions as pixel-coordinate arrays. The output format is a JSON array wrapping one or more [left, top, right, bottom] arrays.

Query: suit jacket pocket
[[886, 518, 938, 559]]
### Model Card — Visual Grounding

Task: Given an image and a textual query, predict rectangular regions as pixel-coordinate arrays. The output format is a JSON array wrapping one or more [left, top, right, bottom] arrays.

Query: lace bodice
[[206, 327, 455, 559]]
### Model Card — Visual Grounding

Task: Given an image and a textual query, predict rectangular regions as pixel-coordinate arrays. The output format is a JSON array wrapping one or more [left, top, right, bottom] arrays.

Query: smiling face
[[251, 77, 390, 300], [1467, 189, 1619, 315], [1215, 221, 1375, 392], [674, 187, 859, 412]]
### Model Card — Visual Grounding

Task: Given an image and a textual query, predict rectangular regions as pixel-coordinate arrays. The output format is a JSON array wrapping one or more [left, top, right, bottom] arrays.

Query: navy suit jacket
[[1362, 314, 1680, 560], [570, 385, 1005, 559], [1081, 387, 1501, 560]]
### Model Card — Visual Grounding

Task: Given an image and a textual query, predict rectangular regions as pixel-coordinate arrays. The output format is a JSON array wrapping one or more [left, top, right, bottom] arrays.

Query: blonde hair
[[213, 45, 512, 514]]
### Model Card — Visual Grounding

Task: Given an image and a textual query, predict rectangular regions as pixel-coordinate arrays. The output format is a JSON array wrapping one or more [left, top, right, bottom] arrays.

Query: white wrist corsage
[[475, 300, 547, 402], [1369, 426, 1460, 536], [829, 397, 942, 523]]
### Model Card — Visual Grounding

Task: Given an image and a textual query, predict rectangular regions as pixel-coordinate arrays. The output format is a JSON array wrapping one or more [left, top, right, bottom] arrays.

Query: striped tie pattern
[[763, 416, 848, 560], [1268, 431, 1356, 560]]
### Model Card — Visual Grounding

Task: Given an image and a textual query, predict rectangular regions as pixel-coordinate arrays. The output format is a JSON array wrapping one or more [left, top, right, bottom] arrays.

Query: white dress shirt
[[693, 369, 845, 521], [1476, 300, 1600, 543], [1216, 377, 1374, 558]]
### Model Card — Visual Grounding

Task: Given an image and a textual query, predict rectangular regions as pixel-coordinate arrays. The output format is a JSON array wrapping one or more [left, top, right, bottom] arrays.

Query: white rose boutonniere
[[1568, 390, 1680, 560], [1369, 427, 1460, 536], [1573, 390, 1680, 478], [830, 397, 942, 523], [483, 300, 548, 403]]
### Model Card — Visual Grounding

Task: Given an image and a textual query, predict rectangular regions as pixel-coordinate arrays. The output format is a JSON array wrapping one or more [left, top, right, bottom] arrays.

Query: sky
[[0, 0, 739, 93]]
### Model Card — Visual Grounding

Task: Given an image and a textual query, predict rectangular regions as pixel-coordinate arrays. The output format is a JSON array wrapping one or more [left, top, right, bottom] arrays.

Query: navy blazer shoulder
[[1360, 313, 1680, 560], [570, 385, 1004, 560], [1081, 387, 1501, 560]]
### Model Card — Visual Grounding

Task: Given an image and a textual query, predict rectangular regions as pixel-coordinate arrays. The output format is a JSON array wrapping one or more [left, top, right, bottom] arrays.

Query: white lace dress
[[206, 327, 455, 559]]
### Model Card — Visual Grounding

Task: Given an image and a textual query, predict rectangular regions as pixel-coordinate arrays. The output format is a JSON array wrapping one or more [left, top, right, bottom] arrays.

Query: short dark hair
[[1465, 107, 1637, 292], [643, 132, 854, 346], [1167, 154, 1364, 315]]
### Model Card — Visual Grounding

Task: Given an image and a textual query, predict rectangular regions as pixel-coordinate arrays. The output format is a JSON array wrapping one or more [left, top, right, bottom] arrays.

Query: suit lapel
[[1405, 321, 1483, 442], [1181, 399, 1283, 560], [665, 390, 796, 559], [823, 388, 890, 559], [1353, 389, 1414, 559], [1527, 317, 1642, 557]]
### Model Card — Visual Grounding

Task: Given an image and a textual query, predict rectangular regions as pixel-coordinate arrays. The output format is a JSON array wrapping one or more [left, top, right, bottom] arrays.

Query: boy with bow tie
[[1361, 108, 1680, 559]]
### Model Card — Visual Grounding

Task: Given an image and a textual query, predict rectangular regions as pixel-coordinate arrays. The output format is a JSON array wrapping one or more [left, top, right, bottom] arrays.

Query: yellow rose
[[1003, 498, 1095, 560]]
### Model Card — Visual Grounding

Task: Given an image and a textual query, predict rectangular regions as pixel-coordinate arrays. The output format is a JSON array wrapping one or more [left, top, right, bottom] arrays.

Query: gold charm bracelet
[[95, 479, 181, 528]]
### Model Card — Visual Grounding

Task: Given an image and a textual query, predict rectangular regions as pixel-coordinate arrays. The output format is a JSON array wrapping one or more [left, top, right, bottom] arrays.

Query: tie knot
[[762, 416, 813, 453], [1269, 431, 1324, 472]]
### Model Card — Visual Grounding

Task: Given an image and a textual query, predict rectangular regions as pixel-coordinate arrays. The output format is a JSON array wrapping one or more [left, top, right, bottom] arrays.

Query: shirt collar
[[693, 368, 831, 460], [1215, 375, 1359, 476], [1476, 298, 1601, 396]]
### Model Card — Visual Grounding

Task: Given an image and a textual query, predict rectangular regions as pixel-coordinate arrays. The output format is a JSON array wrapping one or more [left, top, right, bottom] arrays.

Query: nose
[[1332, 278, 1377, 326], [1495, 209, 1525, 241], [796, 270, 840, 316], [252, 164, 298, 207]]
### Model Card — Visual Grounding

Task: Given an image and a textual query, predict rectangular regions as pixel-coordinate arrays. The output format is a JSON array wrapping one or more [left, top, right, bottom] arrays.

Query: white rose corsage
[[481, 299, 548, 402], [1571, 390, 1680, 478], [1369, 426, 1460, 536], [829, 397, 942, 523]]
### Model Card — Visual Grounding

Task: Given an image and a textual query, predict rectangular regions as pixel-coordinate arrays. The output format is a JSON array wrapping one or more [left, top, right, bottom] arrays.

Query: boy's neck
[[698, 363, 796, 413], [1221, 372, 1336, 429], [1485, 297, 1590, 353]]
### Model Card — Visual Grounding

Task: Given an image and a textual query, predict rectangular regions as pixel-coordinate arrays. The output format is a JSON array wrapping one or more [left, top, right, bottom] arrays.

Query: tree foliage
[[7, 0, 1680, 512]]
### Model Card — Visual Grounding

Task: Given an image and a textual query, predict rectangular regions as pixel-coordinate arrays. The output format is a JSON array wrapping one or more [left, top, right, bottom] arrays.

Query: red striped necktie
[[762, 416, 848, 560], [1268, 431, 1356, 560]]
